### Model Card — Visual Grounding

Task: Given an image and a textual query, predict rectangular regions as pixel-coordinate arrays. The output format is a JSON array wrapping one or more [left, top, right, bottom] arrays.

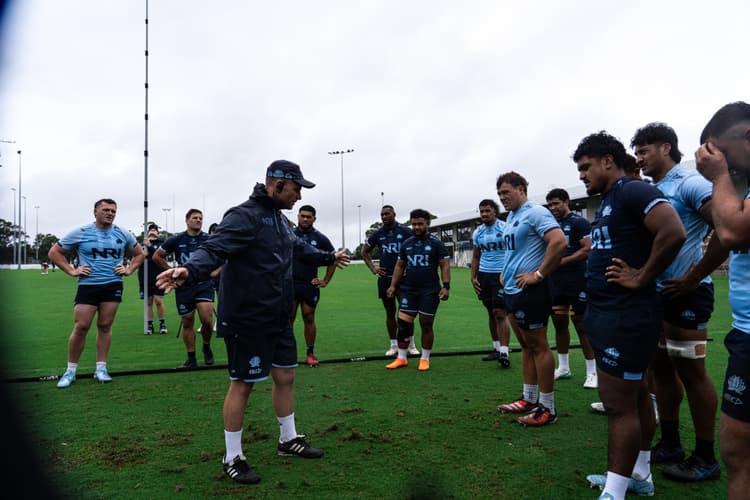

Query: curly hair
[[572, 131, 626, 168], [631, 122, 682, 163]]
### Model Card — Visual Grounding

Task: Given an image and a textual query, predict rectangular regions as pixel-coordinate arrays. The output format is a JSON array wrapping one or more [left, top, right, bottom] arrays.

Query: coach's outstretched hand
[[155, 267, 188, 294], [333, 249, 351, 269]]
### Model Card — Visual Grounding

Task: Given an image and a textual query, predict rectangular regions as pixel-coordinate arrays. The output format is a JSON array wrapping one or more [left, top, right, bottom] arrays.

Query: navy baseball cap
[[147, 223, 159, 231], [266, 160, 315, 188]]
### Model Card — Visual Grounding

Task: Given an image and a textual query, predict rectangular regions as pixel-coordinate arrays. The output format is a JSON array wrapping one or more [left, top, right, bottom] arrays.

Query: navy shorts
[[378, 275, 397, 301], [74, 282, 123, 305], [721, 328, 750, 422], [504, 281, 552, 330], [294, 281, 320, 308], [585, 300, 662, 380], [139, 285, 165, 299], [224, 322, 298, 382], [175, 281, 215, 316], [661, 282, 714, 331], [476, 271, 504, 310], [399, 286, 440, 316], [550, 275, 587, 315]]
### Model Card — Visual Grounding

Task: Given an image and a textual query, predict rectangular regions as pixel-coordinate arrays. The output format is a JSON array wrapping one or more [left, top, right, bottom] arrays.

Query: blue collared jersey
[[58, 223, 138, 285], [161, 231, 210, 265], [397, 234, 450, 288], [367, 223, 414, 274], [728, 189, 750, 334], [293, 227, 335, 282], [551, 212, 591, 280], [502, 201, 560, 295], [653, 164, 713, 290], [586, 177, 669, 306], [472, 220, 506, 273]]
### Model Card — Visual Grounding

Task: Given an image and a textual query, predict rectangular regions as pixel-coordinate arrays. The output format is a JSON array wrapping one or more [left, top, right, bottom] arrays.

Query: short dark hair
[[94, 198, 117, 209], [185, 208, 202, 219], [478, 199, 499, 213], [496, 171, 528, 193], [700, 101, 750, 143], [630, 122, 682, 163], [410, 208, 431, 222], [381, 205, 395, 212], [298, 205, 316, 216], [623, 153, 639, 174], [545, 188, 569, 203], [208, 223, 219, 234], [572, 131, 626, 169]]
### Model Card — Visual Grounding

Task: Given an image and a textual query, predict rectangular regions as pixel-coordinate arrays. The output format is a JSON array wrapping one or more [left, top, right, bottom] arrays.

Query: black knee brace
[[397, 318, 414, 343]]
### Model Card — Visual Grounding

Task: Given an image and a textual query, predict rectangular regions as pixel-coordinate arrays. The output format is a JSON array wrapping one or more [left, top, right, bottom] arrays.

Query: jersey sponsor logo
[[90, 248, 123, 259], [407, 254, 431, 267], [479, 241, 502, 252], [503, 234, 516, 251], [262, 217, 274, 226], [382, 242, 400, 254]]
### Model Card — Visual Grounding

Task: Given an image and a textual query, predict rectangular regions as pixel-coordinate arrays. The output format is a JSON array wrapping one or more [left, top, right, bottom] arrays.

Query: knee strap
[[397, 317, 414, 342]]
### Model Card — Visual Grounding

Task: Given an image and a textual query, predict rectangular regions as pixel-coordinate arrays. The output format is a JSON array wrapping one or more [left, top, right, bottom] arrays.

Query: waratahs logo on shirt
[[578, 291, 587, 302], [728, 375, 746, 395], [513, 221, 520, 227], [397, 234, 403, 239], [311, 240, 318, 246], [605, 347, 620, 359], [249, 356, 261, 368], [601, 205, 612, 217], [514, 310, 526, 320], [425, 245, 431, 251]]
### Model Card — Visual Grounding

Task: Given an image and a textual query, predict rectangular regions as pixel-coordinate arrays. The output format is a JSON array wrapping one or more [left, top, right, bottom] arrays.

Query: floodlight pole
[[34, 205, 40, 261], [327, 148, 354, 250], [16, 150, 21, 269], [142, 0, 151, 334]]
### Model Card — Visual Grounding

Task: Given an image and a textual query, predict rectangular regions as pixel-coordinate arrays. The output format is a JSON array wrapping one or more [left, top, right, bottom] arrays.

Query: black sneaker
[[145, 325, 154, 335], [498, 352, 511, 368], [223, 455, 260, 484], [277, 436, 324, 458], [203, 345, 214, 365], [652, 440, 685, 463], [482, 351, 500, 361], [177, 358, 198, 370], [662, 454, 720, 482]]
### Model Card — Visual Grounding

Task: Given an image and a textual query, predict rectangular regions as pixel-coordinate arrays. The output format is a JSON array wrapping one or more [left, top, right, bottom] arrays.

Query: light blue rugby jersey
[[728, 189, 750, 334], [502, 201, 559, 295], [472, 219, 506, 273], [59, 223, 138, 285], [654, 164, 713, 290]]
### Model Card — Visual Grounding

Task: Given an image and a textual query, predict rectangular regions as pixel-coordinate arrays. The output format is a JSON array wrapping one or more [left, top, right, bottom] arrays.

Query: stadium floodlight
[[327, 148, 354, 250]]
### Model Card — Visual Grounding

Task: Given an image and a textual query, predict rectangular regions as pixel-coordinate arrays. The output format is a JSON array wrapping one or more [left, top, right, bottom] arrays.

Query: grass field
[[0, 265, 732, 498]]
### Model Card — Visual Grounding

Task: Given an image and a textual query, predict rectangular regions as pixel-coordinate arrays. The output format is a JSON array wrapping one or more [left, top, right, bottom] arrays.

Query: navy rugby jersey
[[586, 177, 668, 306], [367, 223, 414, 274], [160, 231, 211, 284], [293, 227, 335, 283], [551, 212, 590, 280], [397, 234, 450, 289]]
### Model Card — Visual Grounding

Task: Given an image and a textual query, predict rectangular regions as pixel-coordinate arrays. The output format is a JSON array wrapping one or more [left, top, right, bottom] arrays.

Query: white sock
[[95, 361, 106, 371], [397, 348, 408, 360], [631, 450, 651, 480], [409, 338, 416, 348], [67, 362, 78, 374], [499, 345, 509, 355], [650, 392, 658, 413], [277, 413, 297, 444], [558, 353, 569, 371], [523, 384, 538, 403], [421, 348, 431, 361], [603, 471, 629, 500], [585, 358, 597, 376], [539, 392, 555, 413], [224, 429, 243, 462], [492, 340, 501, 351], [390, 339, 398, 347]]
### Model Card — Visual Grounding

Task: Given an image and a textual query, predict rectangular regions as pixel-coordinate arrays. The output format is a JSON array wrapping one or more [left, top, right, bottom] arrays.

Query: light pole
[[21, 195, 27, 264], [327, 148, 354, 250], [16, 150, 21, 269], [381, 191, 384, 207], [162, 208, 171, 234], [34, 205, 40, 261], [357, 204, 362, 246], [10, 187, 16, 266]]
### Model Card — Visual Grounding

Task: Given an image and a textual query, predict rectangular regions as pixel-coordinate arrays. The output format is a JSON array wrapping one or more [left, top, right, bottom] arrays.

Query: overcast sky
[[0, 0, 747, 249]]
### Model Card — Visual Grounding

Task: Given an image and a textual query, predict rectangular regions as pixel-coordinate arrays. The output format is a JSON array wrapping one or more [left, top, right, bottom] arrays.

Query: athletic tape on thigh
[[665, 339, 707, 359]]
